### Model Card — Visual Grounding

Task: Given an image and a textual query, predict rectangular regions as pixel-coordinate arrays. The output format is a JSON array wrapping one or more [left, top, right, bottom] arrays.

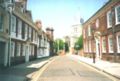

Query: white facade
[[69, 24, 82, 54]]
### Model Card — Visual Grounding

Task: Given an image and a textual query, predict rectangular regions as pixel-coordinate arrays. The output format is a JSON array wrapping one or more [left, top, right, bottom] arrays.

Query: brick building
[[83, 0, 120, 62]]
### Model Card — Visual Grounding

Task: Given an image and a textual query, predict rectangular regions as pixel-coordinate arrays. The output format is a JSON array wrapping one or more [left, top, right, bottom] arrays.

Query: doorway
[[25, 45, 29, 62], [95, 38, 101, 59], [0, 42, 5, 67]]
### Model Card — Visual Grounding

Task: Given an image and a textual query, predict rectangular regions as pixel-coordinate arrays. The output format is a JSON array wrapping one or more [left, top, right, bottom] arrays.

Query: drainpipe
[[7, 0, 14, 67], [8, 11, 12, 66]]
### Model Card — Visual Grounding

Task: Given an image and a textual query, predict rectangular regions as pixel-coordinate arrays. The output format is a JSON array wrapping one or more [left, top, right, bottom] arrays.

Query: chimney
[[35, 20, 42, 30]]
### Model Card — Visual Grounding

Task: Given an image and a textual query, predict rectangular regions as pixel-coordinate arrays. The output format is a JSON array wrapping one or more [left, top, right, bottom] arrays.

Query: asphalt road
[[37, 56, 113, 81]]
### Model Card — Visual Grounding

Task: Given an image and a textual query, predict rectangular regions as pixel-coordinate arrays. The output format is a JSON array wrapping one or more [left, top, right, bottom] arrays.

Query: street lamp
[[111, 7, 117, 62], [57, 40, 59, 53]]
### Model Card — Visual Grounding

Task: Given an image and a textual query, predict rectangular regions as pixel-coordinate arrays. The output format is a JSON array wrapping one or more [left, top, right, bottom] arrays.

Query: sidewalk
[[0, 57, 53, 81], [69, 55, 120, 79]]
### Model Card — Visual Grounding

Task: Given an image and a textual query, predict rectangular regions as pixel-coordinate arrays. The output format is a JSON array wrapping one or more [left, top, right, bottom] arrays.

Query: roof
[[83, 0, 111, 25]]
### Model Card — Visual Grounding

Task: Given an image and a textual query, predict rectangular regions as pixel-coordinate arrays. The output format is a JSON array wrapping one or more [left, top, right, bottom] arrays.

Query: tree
[[64, 42, 69, 52], [74, 35, 83, 51], [54, 39, 65, 52]]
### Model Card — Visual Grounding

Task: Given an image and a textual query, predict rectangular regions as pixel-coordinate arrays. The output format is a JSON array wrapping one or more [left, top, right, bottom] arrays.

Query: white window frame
[[11, 15, 16, 38], [108, 35, 113, 53], [25, 24, 28, 40], [83, 29, 86, 38], [36, 32, 38, 43], [102, 37, 106, 53], [32, 45, 34, 56], [17, 19, 22, 39], [89, 41, 92, 53], [11, 15, 16, 33], [16, 43, 21, 56], [88, 25, 91, 36], [11, 42, 15, 57], [116, 32, 120, 53], [29, 27, 32, 39], [107, 10, 112, 28], [32, 30, 35, 42], [0, 14, 3, 31], [96, 19, 99, 28], [22, 44, 25, 56], [115, 5, 120, 25]]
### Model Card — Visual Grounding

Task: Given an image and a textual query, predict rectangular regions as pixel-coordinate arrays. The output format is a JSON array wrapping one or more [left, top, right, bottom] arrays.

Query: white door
[[95, 39, 101, 59]]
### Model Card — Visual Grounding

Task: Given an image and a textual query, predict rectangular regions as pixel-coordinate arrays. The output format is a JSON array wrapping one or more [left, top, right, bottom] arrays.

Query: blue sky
[[27, 0, 109, 38]]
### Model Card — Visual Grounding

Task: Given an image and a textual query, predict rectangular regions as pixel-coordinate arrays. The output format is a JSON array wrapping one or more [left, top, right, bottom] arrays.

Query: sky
[[27, 0, 109, 39]]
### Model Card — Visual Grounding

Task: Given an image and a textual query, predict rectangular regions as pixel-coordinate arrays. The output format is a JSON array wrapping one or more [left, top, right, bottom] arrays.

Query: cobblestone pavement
[[37, 56, 114, 81]]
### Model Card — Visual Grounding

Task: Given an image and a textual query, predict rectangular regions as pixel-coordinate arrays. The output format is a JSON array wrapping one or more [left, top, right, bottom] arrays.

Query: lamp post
[[111, 7, 117, 62], [57, 40, 59, 53]]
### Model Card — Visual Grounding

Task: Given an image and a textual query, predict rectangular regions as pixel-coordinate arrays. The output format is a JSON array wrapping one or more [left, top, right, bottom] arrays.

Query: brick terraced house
[[83, 0, 120, 62]]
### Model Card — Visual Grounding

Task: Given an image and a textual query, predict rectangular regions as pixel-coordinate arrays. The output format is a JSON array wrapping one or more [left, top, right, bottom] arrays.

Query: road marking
[[31, 57, 56, 81], [69, 56, 120, 81]]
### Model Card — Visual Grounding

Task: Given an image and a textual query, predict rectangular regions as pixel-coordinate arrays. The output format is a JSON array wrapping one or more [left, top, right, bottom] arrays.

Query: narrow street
[[37, 56, 113, 81]]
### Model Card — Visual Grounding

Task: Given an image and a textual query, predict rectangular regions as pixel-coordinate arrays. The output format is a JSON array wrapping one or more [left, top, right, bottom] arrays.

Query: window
[[108, 36, 113, 53], [11, 42, 15, 57], [83, 29, 86, 38], [29, 27, 32, 39], [93, 40, 96, 53], [0, 14, 3, 31], [11, 15, 16, 32], [25, 24, 28, 39], [29, 45, 32, 56], [117, 34, 120, 53], [107, 10, 112, 28], [96, 19, 99, 28], [88, 25, 91, 36], [115, 5, 120, 24], [16, 43, 21, 56], [33, 30, 36, 42], [89, 41, 92, 52], [102, 37, 106, 53], [18, 19, 22, 34], [31, 45, 34, 56], [84, 41, 88, 52], [22, 44, 25, 56]]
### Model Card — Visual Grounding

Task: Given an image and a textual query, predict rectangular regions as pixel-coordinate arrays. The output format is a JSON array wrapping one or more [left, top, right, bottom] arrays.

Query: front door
[[0, 42, 5, 67], [25, 45, 29, 62], [95, 39, 101, 59]]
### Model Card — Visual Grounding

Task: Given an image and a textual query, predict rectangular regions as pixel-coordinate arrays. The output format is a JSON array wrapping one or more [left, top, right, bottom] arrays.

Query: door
[[25, 45, 29, 62], [95, 39, 101, 59], [0, 42, 5, 67]]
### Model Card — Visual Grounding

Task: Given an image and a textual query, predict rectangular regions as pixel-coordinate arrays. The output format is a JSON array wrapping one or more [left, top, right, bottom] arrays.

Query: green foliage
[[54, 39, 65, 52], [64, 42, 69, 52], [74, 35, 83, 50]]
